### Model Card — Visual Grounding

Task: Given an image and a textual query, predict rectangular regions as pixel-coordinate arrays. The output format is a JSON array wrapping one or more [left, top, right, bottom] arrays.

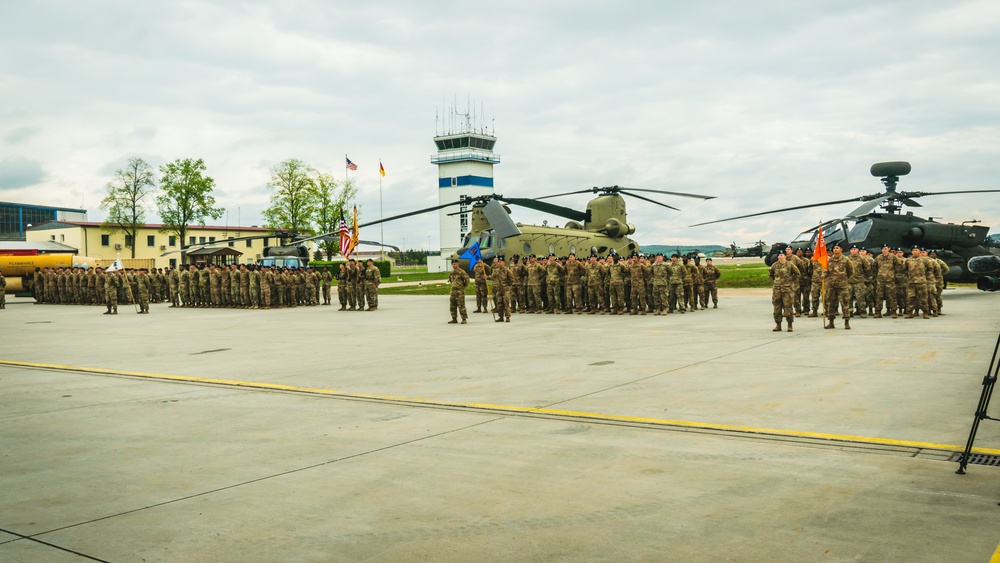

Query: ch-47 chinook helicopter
[[443, 186, 715, 269], [690, 161, 1000, 284]]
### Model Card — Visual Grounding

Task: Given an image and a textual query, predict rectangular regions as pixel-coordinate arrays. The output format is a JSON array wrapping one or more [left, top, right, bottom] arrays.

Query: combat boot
[[786, 317, 793, 332], [904, 313, 914, 319], [874, 311, 882, 318], [103, 307, 112, 315], [844, 318, 851, 330], [773, 320, 782, 332], [807, 311, 818, 318], [713, 303, 718, 308], [448, 318, 457, 324], [825, 319, 835, 329]]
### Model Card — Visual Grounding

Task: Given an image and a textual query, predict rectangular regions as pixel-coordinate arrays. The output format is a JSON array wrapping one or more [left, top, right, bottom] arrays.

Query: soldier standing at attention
[[769, 252, 800, 332], [607, 255, 626, 315], [823, 245, 855, 329], [544, 254, 565, 314], [847, 245, 870, 318], [873, 244, 902, 318], [346, 259, 358, 310], [627, 254, 647, 315], [321, 267, 333, 305], [473, 258, 492, 313], [509, 255, 525, 313], [668, 254, 686, 314], [104, 268, 122, 315], [526, 255, 543, 313], [903, 246, 930, 319], [491, 255, 512, 322], [585, 255, 603, 314], [650, 254, 669, 315], [795, 249, 811, 314], [168, 265, 179, 307], [564, 253, 585, 314], [336, 263, 348, 310], [250, 265, 262, 309], [894, 249, 909, 316], [783, 247, 804, 316], [929, 250, 947, 315], [682, 255, 697, 312], [364, 259, 380, 310], [448, 259, 470, 324], [702, 257, 721, 308], [260, 265, 272, 309], [136, 268, 151, 314]]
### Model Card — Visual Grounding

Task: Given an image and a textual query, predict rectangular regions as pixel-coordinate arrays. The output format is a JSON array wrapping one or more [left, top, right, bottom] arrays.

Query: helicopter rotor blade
[[846, 195, 890, 217], [533, 188, 600, 201], [497, 197, 589, 223], [617, 190, 680, 211], [620, 187, 716, 200], [688, 195, 880, 227], [903, 189, 1000, 198]]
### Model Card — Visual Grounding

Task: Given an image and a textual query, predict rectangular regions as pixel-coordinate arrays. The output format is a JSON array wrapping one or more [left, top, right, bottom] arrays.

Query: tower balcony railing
[[430, 149, 501, 164]]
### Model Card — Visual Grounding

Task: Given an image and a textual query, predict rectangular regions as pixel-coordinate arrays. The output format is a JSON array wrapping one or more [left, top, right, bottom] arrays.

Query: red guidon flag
[[812, 225, 828, 270]]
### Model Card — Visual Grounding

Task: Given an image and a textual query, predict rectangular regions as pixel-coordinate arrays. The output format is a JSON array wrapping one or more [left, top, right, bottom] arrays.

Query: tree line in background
[[100, 157, 357, 258]]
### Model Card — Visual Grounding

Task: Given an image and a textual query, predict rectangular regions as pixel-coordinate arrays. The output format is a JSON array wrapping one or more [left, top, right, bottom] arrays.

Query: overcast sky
[[2, 1, 999, 250]]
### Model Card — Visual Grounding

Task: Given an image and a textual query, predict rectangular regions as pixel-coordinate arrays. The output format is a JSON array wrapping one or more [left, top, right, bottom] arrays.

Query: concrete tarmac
[[2, 288, 1000, 561]]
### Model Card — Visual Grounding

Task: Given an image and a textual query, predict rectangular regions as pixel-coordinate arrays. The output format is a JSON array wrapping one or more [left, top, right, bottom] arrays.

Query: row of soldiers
[[173, 264, 336, 309], [770, 244, 950, 331], [334, 259, 382, 311], [466, 252, 724, 321], [31, 264, 344, 310]]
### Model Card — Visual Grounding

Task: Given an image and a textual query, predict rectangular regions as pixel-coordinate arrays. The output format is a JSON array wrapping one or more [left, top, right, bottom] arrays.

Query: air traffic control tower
[[431, 109, 499, 265]]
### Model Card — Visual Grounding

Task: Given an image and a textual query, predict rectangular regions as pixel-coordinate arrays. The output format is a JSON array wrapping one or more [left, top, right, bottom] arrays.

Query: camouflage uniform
[[894, 250, 908, 316], [627, 258, 647, 315], [769, 257, 800, 331], [136, 271, 151, 313], [491, 260, 512, 321], [364, 262, 380, 310], [683, 259, 698, 312], [824, 251, 855, 328], [261, 267, 272, 309], [650, 258, 669, 314], [847, 251, 869, 317], [526, 258, 544, 312], [904, 251, 930, 318], [668, 257, 686, 313], [586, 258, 604, 313], [873, 250, 902, 318], [564, 257, 585, 314], [473, 261, 492, 313], [337, 264, 349, 310], [544, 258, 565, 313], [250, 266, 261, 309], [509, 257, 526, 313], [321, 268, 333, 305], [702, 260, 721, 308], [448, 264, 470, 323], [104, 270, 122, 314]]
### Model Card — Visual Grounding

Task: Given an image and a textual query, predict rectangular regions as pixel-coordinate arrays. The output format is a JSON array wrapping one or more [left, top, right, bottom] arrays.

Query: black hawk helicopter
[[690, 161, 1000, 285]]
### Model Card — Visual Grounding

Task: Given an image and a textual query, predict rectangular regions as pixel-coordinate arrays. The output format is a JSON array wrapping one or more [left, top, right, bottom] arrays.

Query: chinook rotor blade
[[497, 197, 589, 223], [533, 188, 599, 201], [620, 187, 716, 200], [688, 195, 881, 227], [482, 199, 522, 239], [618, 190, 680, 211]]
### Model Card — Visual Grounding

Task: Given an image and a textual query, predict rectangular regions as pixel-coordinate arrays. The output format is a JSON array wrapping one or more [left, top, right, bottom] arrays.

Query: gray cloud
[[0, 0, 997, 246], [0, 157, 47, 190]]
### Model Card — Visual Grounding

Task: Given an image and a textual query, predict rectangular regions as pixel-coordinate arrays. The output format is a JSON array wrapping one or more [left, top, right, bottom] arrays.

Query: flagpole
[[379, 159, 384, 263]]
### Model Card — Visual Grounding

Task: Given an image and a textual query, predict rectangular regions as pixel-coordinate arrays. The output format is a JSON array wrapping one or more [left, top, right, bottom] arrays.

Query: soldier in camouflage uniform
[[823, 245, 855, 329], [136, 268, 151, 314], [682, 256, 698, 312], [795, 249, 811, 314], [861, 249, 877, 316], [846, 246, 869, 318], [564, 254, 585, 314], [544, 255, 564, 313], [491, 255, 512, 322], [321, 267, 333, 305], [103, 269, 122, 315], [473, 259, 492, 313], [650, 254, 669, 315], [508, 255, 525, 313], [260, 266, 272, 309], [346, 260, 359, 310], [873, 244, 902, 318], [894, 249, 908, 316], [769, 252, 800, 332], [336, 263, 348, 310], [702, 257, 721, 308], [903, 247, 930, 318], [627, 254, 647, 315], [607, 255, 626, 315], [920, 249, 939, 316], [250, 265, 261, 309], [526, 256, 543, 313], [585, 255, 604, 314], [783, 247, 804, 316], [929, 250, 947, 315], [364, 259, 380, 310], [448, 259, 470, 324], [668, 254, 686, 313]]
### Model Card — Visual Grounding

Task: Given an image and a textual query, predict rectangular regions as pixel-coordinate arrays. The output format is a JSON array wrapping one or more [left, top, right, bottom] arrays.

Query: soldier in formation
[[448, 259, 470, 324], [769, 252, 800, 332]]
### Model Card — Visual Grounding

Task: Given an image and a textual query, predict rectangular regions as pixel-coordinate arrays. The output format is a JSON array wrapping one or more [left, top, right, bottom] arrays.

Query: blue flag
[[460, 241, 482, 273]]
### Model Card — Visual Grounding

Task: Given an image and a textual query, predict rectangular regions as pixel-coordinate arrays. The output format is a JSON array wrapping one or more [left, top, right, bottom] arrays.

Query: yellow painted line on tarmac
[[992, 543, 1000, 563], [4, 358, 1000, 456]]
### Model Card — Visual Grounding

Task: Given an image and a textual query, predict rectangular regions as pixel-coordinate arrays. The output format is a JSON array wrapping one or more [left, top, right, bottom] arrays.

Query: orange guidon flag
[[350, 205, 359, 252], [812, 226, 828, 270]]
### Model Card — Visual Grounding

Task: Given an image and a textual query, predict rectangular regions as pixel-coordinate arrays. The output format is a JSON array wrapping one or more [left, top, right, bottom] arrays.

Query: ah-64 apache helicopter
[[691, 161, 1000, 286]]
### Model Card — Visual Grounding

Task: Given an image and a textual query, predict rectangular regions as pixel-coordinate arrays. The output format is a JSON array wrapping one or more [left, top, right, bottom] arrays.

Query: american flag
[[338, 215, 352, 256], [345, 156, 358, 171]]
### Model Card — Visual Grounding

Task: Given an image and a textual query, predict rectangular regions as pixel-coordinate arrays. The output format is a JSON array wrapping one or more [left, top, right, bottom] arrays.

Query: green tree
[[314, 175, 358, 259], [156, 158, 223, 263], [262, 159, 318, 234], [100, 157, 156, 258]]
